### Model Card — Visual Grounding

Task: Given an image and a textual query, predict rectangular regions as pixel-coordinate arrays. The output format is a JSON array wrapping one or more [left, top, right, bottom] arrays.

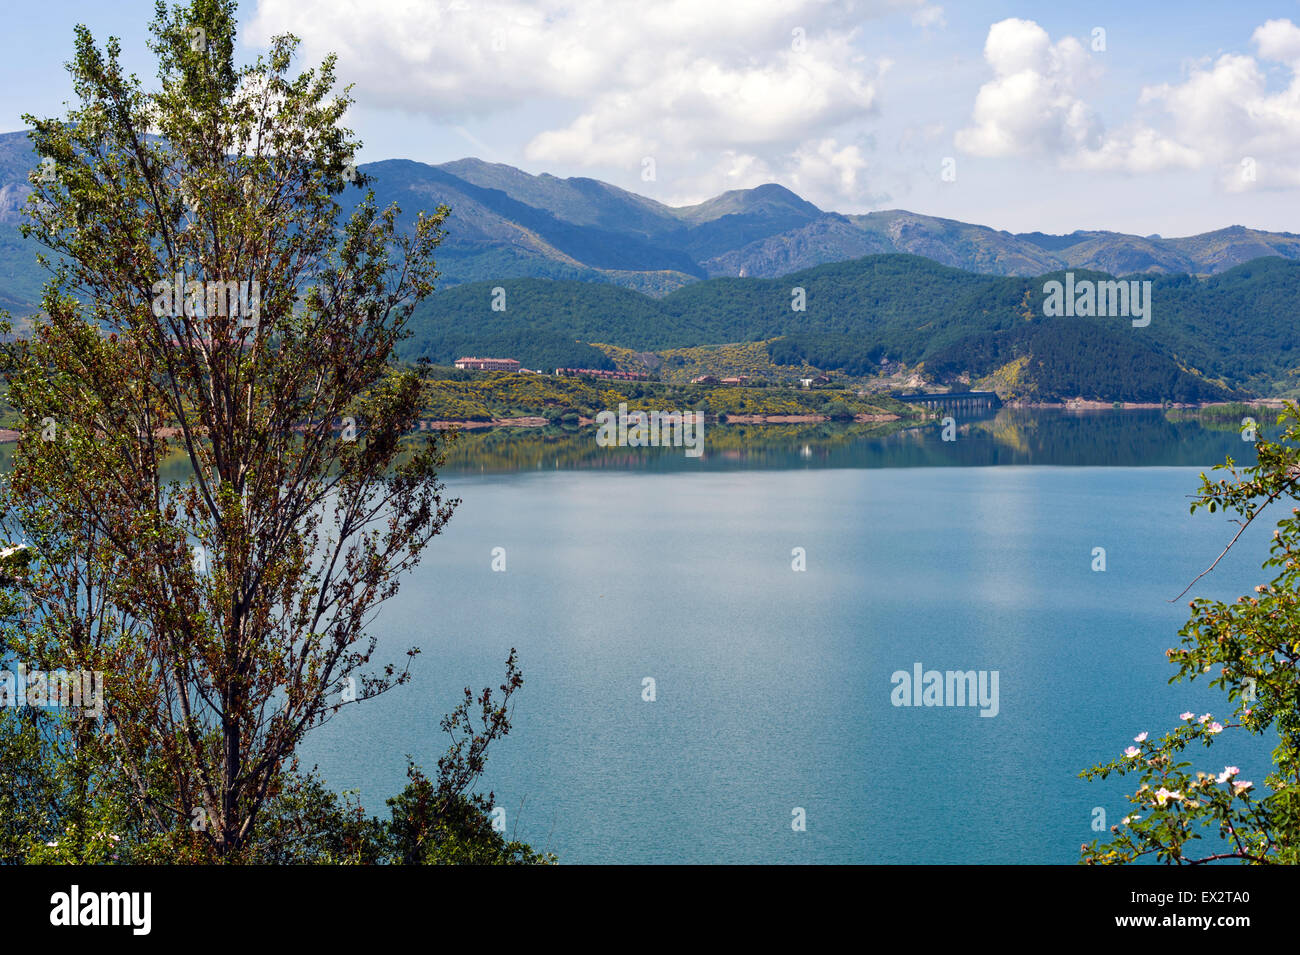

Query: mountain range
[[4, 128, 1300, 307], [3, 129, 1297, 402]]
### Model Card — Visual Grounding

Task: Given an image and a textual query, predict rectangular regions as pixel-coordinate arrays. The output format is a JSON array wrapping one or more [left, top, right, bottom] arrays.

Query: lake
[[297, 408, 1279, 863]]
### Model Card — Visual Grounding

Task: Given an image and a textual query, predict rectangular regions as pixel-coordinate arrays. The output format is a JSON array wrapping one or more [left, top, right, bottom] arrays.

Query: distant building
[[691, 375, 720, 385], [454, 357, 521, 371], [798, 378, 813, 389], [720, 375, 751, 385], [554, 367, 651, 381], [812, 374, 831, 384]]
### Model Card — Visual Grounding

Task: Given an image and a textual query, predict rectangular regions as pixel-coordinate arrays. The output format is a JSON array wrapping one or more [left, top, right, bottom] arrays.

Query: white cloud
[[955, 18, 1100, 158], [790, 137, 871, 196], [1065, 128, 1200, 175], [1138, 36, 1300, 189], [1251, 18, 1300, 66], [911, 6, 945, 30], [956, 17, 1300, 190], [250, 1, 892, 125], [523, 35, 884, 165], [655, 136, 874, 210], [248, 0, 910, 205]]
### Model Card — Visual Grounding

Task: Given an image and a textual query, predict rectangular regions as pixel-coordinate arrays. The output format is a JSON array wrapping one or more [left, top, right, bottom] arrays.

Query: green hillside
[[400, 254, 1300, 401]]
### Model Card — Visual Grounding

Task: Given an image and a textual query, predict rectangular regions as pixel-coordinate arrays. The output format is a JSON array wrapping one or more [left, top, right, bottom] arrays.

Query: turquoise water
[[300, 411, 1278, 863]]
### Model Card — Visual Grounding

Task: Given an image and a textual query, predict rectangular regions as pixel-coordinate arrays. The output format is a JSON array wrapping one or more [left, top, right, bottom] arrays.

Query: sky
[[3, 1, 1300, 236]]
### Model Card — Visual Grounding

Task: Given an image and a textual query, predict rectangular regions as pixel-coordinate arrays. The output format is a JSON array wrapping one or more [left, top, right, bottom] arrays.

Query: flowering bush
[[1081, 403, 1300, 864]]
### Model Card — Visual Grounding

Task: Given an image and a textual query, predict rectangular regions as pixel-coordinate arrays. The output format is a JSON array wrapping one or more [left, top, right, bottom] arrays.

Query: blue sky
[[4, 1, 1300, 236]]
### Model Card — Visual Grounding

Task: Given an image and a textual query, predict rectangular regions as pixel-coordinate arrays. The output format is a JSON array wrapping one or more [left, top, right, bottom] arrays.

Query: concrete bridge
[[891, 391, 1002, 412]]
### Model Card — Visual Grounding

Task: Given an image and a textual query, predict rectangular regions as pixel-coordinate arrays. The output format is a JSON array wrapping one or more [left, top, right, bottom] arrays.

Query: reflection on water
[[436, 408, 1265, 473], [0, 408, 1264, 480]]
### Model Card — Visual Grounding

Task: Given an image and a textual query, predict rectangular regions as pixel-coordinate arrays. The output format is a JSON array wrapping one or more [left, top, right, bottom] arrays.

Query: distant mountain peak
[[2, 130, 1300, 305], [672, 182, 823, 224]]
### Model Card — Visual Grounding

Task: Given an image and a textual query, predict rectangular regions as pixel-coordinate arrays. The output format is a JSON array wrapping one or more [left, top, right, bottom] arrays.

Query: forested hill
[[402, 254, 1300, 402]]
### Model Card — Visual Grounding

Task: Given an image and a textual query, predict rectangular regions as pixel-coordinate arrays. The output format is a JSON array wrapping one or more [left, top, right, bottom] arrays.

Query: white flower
[[1216, 766, 1239, 783], [1125, 746, 1141, 758], [1134, 731, 1149, 743]]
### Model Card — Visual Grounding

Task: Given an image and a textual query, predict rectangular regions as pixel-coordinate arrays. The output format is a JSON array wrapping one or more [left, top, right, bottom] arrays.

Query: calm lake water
[[292, 409, 1278, 864]]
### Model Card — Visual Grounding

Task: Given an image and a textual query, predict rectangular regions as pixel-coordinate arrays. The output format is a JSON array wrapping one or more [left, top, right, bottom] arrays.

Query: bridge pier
[[891, 391, 1002, 414]]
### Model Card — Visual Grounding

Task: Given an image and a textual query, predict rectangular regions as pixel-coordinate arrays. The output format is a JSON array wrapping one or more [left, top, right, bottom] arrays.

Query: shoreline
[[1005, 398, 1288, 411], [2, 400, 1288, 444], [423, 411, 902, 429]]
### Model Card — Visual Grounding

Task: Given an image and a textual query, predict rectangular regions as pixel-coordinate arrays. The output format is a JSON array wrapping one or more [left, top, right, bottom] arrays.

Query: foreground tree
[[249, 650, 553, 865], [0, 0, 535, 862], [1081, 403, 1300, 864]]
